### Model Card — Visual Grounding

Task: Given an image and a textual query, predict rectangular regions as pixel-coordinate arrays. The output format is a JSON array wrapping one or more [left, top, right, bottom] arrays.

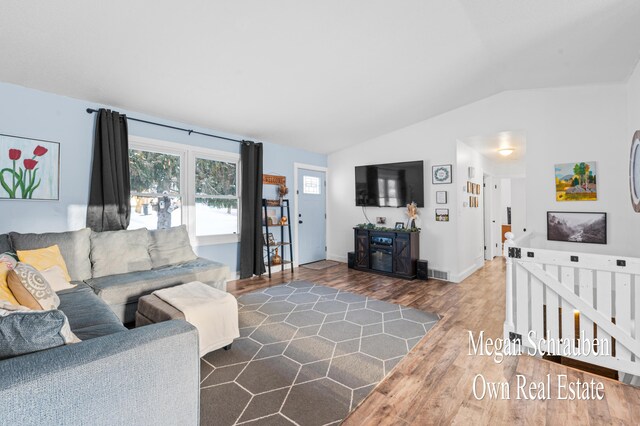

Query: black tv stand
[[352, 228, 419, 279]]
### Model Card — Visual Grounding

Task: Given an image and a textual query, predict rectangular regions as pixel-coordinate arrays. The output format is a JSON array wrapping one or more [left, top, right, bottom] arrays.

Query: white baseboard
[[451, 258, 484, 283], [327, 253, 347, 263]]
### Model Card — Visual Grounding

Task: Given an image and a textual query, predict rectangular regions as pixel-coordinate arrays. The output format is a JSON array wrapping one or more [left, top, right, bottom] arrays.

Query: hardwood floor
[[228, 259, 640, 425]]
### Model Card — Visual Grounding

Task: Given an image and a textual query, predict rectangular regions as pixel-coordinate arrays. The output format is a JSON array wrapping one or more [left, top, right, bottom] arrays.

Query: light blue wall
[[0, 82, 326, 273]]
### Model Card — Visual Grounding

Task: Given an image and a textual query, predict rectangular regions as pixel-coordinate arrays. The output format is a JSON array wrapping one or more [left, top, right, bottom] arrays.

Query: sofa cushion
[[16, 245, 72, 282], [90, 229, 152, 278], [0, 234, 12, 254], [148, 225, 197, 269], [7, 263, 60, 310], [57, 284, 126, 340], [9, 229, 92, 282], [0, 303, 78, 360], [85, 257, 230, 307]]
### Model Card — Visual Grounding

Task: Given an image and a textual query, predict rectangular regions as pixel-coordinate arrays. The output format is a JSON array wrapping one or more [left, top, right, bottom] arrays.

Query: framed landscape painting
[[555, 161, 597, 201], [547, 211, 607, 244], [0, 134, 60, 200]]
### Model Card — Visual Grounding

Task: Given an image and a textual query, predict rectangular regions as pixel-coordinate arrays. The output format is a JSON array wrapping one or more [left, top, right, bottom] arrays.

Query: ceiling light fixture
[[498, 148, 514, 157]]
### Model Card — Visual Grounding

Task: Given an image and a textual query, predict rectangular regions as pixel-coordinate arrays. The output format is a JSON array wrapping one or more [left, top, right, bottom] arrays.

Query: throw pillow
[[9, 228, 92, 282], [17, 245, 72, 282], [40, 265, 76, 292], [90, 228, 153, 278], [0, 255, 19, 305], [0, 302, 80, 360], [148, 225, 198, 269], [7, 263, 60, 310]]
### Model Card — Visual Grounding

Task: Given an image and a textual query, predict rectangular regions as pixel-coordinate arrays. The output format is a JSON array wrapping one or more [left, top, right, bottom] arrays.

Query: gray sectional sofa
[[0, 226, 230, 425], [7, 226, 229, 323]]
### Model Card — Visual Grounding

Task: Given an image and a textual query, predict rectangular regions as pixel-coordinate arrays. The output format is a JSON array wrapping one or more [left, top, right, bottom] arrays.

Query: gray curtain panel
[[240, 141, 266, 279], [86, 109, 131, 232]]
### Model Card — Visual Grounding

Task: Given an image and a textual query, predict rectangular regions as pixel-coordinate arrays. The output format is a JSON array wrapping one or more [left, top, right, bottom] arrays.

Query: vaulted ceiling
[[1, 1, 640, 153]]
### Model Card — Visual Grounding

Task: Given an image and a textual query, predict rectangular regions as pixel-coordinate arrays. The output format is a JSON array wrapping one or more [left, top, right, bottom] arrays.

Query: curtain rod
[[85, 108, 248, 144]]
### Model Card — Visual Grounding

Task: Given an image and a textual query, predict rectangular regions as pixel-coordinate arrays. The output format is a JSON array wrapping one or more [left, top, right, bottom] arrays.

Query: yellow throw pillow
[[0, 254, 19, 305], [17, 245, 72, 282]]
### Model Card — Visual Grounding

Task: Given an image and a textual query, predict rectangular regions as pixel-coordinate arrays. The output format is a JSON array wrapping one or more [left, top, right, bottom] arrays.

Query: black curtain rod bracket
[[86, 107, 246, 144]]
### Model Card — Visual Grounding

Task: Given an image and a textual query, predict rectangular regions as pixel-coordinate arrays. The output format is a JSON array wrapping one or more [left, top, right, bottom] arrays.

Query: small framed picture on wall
[[263, 233, 276, 246], [432, 164, 452, 184], [436, 191, 447, 204], [435, 208, 449, 222]]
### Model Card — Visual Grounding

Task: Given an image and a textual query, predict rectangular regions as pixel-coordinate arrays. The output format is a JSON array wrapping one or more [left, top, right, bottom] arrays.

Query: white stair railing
[[504, 232, 640, 377]]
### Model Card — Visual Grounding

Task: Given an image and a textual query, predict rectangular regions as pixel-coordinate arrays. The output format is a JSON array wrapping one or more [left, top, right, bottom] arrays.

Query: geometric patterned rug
[[200, 281, 439, 425]]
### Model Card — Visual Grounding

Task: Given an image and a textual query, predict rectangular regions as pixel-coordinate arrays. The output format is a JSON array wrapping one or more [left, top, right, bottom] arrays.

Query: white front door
[[297, 169, 326, 265]]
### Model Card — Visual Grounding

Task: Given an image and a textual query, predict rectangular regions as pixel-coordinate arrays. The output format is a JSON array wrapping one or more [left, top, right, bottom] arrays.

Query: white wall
[[626, 58, 640, 246], [328, 84, 630, 281], [500, 179, 512, 225], [327, 128, 458, 277], [490, 177, 502, 258], [510, 178, 527, 237], [456, 141, 488, 279]]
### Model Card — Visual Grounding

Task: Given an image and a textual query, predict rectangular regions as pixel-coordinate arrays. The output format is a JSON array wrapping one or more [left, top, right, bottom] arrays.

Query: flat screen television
[[355, 161, 424, 207]]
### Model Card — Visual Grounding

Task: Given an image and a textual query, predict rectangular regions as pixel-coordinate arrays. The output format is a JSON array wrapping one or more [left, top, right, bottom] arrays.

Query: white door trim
[[293, 163, 329, 268], [483, 174, 492, 261]]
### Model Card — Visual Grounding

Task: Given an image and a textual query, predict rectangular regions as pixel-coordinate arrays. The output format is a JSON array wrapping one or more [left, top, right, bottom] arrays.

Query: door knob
[[299, 220, 303, 224]]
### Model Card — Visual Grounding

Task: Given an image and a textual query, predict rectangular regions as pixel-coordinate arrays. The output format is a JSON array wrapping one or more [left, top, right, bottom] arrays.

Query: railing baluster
[[560, 266, 576, 343], [516, 263, 530, 338], [545, 265, 560, 342], [579, 268, 595, 351], [596, 271, 613, 356], [530, 273, 544, 342], [503, 232, 515, 340], [615, 273, 632, 361]]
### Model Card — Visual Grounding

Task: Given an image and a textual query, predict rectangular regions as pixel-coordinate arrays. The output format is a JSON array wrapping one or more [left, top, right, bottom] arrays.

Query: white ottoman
[[136, 281, 239, 357]]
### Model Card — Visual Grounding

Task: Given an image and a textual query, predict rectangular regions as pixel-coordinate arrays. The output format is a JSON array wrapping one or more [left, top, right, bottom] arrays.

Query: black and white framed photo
[[432, 164, 452, 184], [394, 222, 404, 230], [547, 211, 607, 244], [435, 208, 449, 222], [376, 216, 387, 225], [436, 191, 447, 204]]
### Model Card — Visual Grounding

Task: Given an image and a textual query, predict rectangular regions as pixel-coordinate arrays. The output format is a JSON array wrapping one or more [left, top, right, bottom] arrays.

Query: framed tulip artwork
[[0, 134, 60, 200]]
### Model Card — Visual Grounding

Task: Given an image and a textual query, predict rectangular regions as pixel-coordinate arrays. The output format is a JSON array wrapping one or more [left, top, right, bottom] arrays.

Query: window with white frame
[[194, 157, 239, 236], [303, 175, 321, 194], [127, 138, 240, 242]]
